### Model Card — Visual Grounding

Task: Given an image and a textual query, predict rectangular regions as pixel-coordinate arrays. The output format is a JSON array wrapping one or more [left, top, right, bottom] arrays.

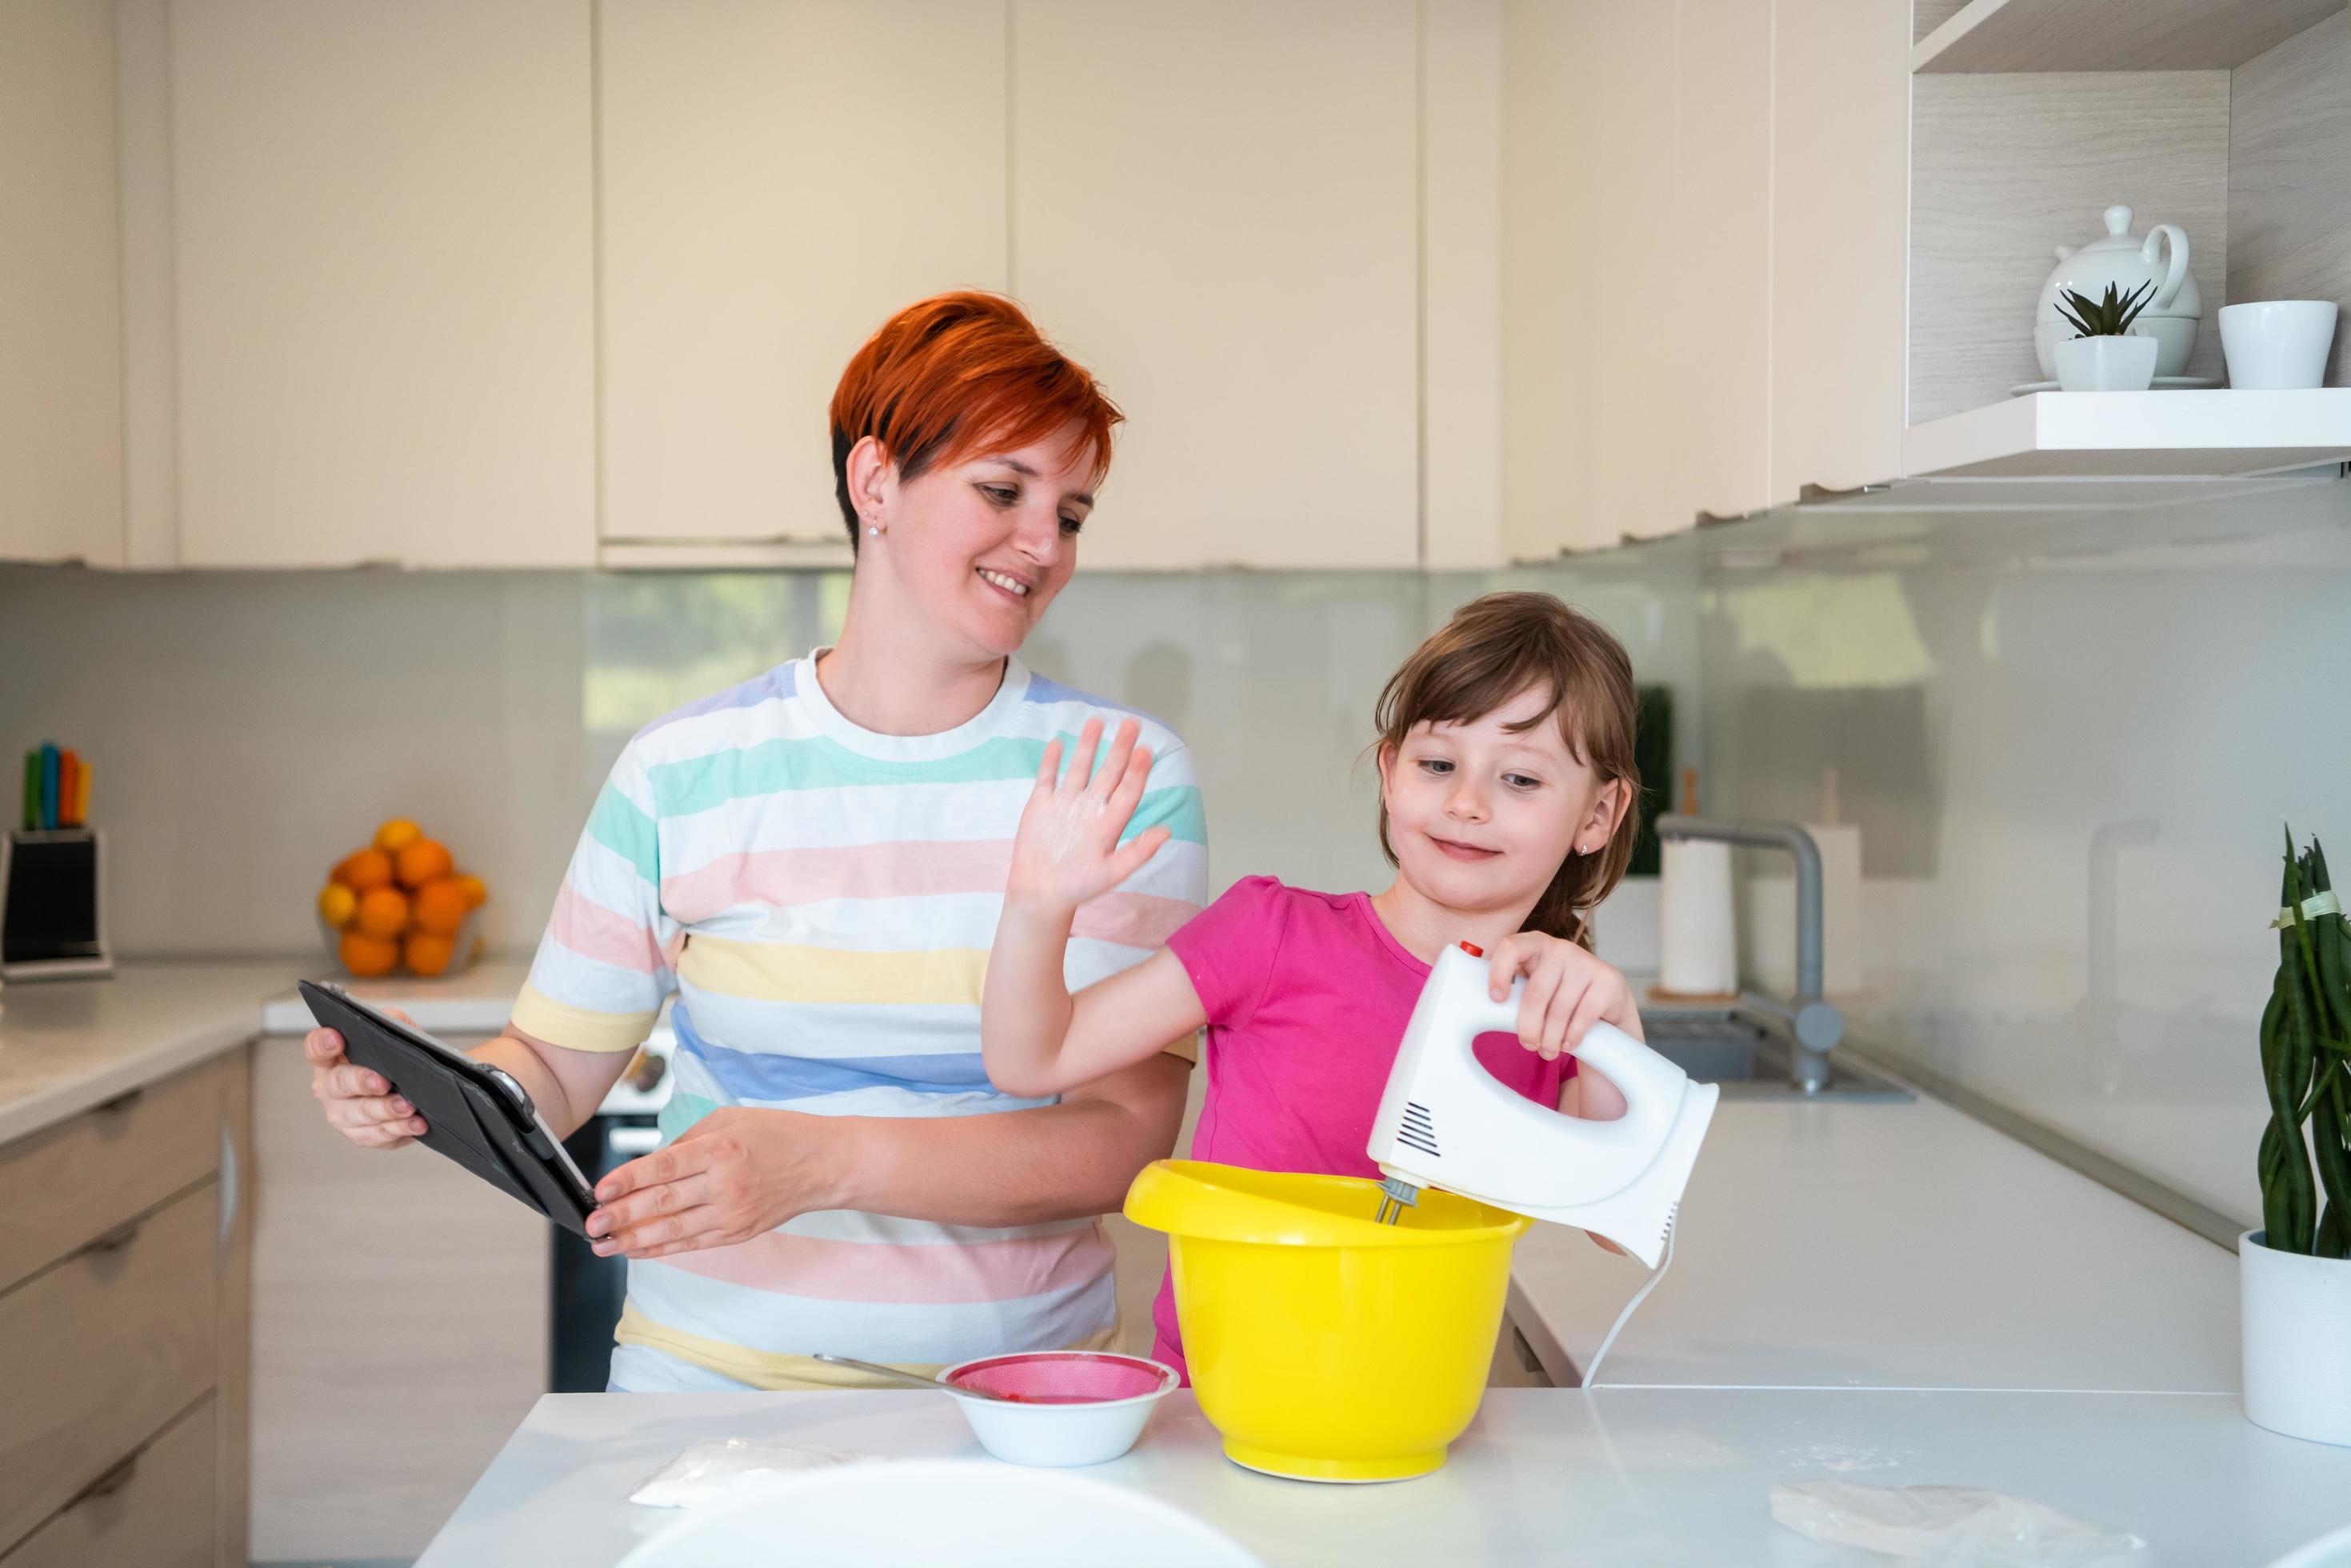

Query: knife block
[[1, 828, 112, 980]]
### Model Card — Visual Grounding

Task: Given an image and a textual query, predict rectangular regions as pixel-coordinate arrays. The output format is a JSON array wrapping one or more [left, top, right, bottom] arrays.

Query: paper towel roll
[[1657, 838, 1737, 998]]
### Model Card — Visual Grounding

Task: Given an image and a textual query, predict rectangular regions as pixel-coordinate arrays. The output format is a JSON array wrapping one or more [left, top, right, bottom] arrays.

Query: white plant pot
[[2241, 1229, 2351, 1446], [2053, 334, 2158, 392], [2035, 313, 2197, 379]]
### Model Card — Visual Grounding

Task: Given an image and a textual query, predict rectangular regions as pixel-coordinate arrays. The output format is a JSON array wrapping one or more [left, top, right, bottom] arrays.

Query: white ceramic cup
[[2219, 300, 2339, 389]]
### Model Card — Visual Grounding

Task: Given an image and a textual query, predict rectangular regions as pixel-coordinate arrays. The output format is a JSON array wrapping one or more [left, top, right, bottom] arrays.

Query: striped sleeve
[[510, 742, 679, 1054], [1066, 740, 1208, 1062]]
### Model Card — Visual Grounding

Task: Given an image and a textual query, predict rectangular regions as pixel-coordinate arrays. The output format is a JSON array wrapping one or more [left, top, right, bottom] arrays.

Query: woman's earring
[[866, 523, 879, 537]]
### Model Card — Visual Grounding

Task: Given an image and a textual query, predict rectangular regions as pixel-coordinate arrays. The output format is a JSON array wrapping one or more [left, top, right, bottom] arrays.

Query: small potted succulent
[[2242, 831, 2351, 1446], [2052, 280, 2160, 390]]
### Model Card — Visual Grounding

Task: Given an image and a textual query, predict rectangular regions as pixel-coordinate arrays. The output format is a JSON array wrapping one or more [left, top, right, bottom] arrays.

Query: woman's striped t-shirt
[[510, 650, 1207, 1388]]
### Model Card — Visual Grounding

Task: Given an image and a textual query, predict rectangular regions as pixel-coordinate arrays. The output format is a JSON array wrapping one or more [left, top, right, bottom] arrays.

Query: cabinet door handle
[[217, 1123, 242, 1268], [68, 1453, 138, 1509], [92, 1086, 144, 1119], [84, 1219, 142, 1258]]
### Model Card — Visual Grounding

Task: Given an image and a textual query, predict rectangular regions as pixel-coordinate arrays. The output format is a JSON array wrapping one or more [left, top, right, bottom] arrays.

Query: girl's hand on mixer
[[1006, 716, 1172, 914], [1483, 932, 1644, 1062]]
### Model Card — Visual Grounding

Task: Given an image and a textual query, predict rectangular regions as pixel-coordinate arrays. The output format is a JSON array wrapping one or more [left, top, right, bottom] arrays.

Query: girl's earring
[[866, 523, 879, 537]]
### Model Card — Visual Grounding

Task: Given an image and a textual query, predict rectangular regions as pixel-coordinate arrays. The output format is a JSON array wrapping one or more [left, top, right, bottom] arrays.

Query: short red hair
[[830, 292, 1122, 550]]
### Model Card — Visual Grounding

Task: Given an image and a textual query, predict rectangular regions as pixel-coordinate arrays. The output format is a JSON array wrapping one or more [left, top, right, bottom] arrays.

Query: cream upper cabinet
[[1011, 0, 1421, 571], [0, 0, 123, 566], [169, 0, 595, 569], [1501, 0, 1773, 558], [598, 1, 1007, 550], [1767, 0, 1908, 504], [1501, 0, 1907, 553]]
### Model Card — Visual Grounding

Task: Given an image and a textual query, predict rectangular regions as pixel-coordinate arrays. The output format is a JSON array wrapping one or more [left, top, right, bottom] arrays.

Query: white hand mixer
[[1367, 941, 1718, 1270]]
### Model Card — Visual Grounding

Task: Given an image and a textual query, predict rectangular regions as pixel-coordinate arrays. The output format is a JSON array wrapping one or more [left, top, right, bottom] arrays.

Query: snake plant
[[2258, 831, 2351, 1257]]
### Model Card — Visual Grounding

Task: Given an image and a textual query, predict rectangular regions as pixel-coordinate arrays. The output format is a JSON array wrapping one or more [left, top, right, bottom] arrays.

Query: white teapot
[[2034, 204, 2200, 380]]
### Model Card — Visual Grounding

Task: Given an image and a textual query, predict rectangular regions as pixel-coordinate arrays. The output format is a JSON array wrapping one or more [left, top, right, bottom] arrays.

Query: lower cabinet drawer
[[3, 1394, 216, 1568], [0, 1059, 224, 1297], [0, 1184, 218, 1554]]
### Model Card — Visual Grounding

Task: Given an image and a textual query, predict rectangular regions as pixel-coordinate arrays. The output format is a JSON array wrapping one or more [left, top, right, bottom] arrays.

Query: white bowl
[[938, 1352, 1179, 1468], [618, 1459, 1263, 1568]]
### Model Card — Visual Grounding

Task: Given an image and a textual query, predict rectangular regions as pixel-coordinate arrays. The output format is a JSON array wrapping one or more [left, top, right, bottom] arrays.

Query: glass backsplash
[[6, 474, 2345, 1228]]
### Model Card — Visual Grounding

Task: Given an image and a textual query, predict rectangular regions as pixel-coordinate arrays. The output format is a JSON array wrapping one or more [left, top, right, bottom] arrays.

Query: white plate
[[618, 1459, 1265, 1568], [2007, 375, 2221, 396]]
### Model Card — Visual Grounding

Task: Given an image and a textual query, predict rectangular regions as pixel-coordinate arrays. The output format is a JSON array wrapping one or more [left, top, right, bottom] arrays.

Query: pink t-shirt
[[1150, 876, 1570, 1377]]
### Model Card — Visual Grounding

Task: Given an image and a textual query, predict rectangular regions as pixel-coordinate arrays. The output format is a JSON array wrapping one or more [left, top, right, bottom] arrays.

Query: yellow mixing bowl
[[1123, 1159, 1531, 1482]]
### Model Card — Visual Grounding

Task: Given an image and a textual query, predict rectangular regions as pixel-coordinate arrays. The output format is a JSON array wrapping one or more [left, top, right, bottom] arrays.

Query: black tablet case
[[298, 980, 596, 1236]]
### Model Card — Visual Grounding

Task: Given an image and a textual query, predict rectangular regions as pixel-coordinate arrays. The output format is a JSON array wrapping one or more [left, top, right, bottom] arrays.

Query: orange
[[334, 848, 394, 892], [395, 838, 453, 889], [339, 930, 398, 978], [411, 878, 468, 937], [454, 874, 488, 910], [374, 818, 423, 854], [317, 883, 358, 929], [403, 930, 456, 978], [355, 885, 410, 939]]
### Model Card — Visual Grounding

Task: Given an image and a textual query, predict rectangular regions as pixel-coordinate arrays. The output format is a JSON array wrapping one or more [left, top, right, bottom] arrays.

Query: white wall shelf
[[1914, 0, 2342, 74], [1902, 389, 2351, 479]]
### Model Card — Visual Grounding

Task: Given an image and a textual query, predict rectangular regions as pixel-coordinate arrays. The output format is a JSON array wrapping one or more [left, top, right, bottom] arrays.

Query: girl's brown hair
[[1373, 592, 1641, 949]]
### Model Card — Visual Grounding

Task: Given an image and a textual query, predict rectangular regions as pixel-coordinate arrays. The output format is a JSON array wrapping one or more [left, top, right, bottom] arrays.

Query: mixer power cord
[[1576, 1218, 1676, 1390]]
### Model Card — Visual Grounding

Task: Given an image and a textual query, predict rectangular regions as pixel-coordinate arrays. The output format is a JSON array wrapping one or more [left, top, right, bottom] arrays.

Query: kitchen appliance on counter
[[1124, 946, 1728, 1484], [549, 1022, 674, 1392], [1367, 940, 1717, 1270]]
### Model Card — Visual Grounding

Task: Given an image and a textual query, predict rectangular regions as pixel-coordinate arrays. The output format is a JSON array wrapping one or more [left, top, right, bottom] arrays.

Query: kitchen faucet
[[1654, 814, 1845, 1094]]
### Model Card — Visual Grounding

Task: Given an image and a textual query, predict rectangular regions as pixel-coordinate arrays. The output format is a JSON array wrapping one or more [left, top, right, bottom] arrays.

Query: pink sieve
[[942, 1352, 1174, 1406]]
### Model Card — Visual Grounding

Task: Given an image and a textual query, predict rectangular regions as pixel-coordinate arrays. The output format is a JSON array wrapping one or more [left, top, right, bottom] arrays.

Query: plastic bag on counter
[[1770, 1479, 2148, 1565], [630, 1437, 878, 1508]]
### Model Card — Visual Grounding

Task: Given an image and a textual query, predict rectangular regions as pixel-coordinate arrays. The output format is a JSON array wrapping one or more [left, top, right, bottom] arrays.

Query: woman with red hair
[[305, 294, 1205, 1390]]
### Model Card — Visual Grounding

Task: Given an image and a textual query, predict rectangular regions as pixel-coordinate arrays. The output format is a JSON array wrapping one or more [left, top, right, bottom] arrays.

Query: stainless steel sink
[[1640, 1006, 1913, 1102]]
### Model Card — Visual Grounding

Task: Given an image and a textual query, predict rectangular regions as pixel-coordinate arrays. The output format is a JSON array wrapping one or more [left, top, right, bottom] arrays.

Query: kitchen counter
[[418, 1388, 2351, 1566], [0, 960, 530, 1145], [0, 962, 293, 1142], [256, 961, 531, 1036], [1506, 1068, 2241, 1393]]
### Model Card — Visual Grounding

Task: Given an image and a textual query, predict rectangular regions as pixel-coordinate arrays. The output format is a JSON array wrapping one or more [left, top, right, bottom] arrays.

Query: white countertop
[[254, 960, 532, 1035], [0, 962, 293, 1142], [418, 1388, 2351, 1566], [0, 960, 532, 1144], [1506, 1082, 2241, 1394]]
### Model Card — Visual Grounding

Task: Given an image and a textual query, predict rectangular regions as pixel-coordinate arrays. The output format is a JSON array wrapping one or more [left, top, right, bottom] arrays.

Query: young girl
[[982, 591, 1645, 1377]]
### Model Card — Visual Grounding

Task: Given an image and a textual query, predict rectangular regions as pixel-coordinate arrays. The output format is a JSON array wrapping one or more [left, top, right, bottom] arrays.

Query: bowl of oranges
[[316, 818, 489, 978]]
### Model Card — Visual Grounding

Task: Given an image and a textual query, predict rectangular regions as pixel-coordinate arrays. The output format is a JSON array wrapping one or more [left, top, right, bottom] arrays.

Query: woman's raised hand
[[1006, 716, 1170, 914]]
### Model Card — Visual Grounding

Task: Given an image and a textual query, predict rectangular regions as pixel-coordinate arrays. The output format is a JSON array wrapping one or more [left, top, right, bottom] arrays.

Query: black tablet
[[298, 978, 599, 1236]]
